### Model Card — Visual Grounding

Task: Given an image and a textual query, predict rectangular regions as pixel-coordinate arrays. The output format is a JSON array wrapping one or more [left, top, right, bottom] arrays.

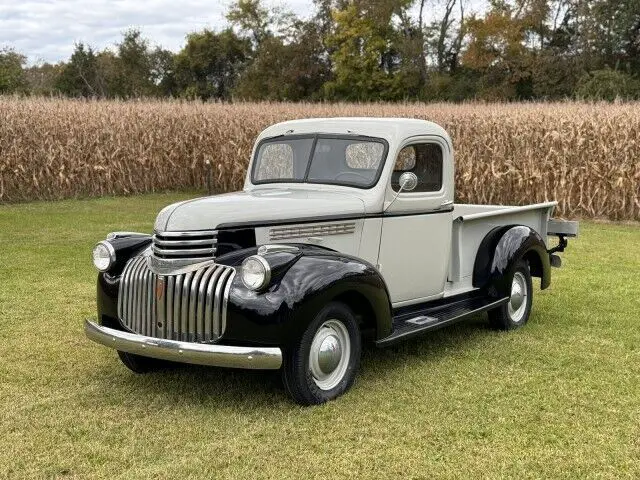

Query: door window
[[391, 143, 443, 193]]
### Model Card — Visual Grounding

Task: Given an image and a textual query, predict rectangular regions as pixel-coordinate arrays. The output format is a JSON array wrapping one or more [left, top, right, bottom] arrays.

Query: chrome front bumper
[[84, 320, 282, 370]]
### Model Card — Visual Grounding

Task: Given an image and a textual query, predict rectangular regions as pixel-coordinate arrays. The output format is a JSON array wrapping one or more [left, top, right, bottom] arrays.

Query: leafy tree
[[324, 4, 388, 100], [227, 0, 297, 47], [0, 48, 27, 94], [234, 21, 330, 100], [94, 50, 120, 97], [388, 6, 426, 99], [227, 0, 271, 46], [575, 68, 640, 100], [55, 43, 104, 97], [462, 1, 552, 99], [325, 1, 417, 101], [422, 70, 480, 101], [151, 48, 177, 97], [115, 30, 167, 97], [424, 0, 466, 74], [174, 29, 250, 100], [568, 0, 640, 71], [24, 62, 64, 95]]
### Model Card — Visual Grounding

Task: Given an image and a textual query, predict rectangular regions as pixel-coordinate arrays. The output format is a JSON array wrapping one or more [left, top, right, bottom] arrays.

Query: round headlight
[[241, 255, 271, 291], [92, 241, 116, 272]]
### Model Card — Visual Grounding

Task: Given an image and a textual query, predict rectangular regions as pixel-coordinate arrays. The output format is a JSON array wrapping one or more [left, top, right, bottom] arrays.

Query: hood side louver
[[269, 222, 356, 241]]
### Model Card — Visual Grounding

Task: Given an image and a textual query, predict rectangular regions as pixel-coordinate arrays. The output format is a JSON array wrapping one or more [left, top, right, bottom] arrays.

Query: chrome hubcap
[[317, 335, 341, 374], [508, 271, 528, 323], [309, 319, 350, 391]]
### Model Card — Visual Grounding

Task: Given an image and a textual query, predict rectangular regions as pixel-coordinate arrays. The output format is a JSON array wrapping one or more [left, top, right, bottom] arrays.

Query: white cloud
[[0, 0, 311, 64]]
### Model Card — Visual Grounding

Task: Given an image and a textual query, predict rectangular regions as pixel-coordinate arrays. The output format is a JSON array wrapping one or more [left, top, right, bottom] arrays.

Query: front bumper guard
[[84, 320, 282, 370]]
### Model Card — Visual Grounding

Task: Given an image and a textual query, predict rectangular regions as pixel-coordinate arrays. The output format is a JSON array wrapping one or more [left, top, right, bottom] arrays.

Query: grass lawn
[[1, 193, 639, 479]]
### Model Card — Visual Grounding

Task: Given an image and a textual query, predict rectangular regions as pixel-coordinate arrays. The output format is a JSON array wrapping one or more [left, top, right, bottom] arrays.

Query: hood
[[154, 188, 366, 232]]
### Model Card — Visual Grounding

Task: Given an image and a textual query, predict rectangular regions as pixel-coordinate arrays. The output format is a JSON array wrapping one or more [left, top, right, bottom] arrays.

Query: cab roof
[[256, 117, 451, 148]]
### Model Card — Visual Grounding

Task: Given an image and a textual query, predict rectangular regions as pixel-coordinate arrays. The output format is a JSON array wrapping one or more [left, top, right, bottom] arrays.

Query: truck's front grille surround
[[152, 230, 218, 260], [117, 256, 235, 342]]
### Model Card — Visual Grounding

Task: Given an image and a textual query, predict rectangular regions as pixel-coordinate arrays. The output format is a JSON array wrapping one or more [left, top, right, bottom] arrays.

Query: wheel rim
[[508, 271, 528, 323], [309, 319, 351, 391]]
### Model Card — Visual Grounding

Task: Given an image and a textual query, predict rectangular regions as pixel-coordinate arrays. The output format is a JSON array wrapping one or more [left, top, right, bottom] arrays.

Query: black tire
[[117, 351, 167, 373], [488, 259, 533, 330], [282, 302, 361, 406]]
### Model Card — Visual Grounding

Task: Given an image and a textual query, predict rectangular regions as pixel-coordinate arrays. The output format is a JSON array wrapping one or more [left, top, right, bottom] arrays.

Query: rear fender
[[473, 225, 551, 298]]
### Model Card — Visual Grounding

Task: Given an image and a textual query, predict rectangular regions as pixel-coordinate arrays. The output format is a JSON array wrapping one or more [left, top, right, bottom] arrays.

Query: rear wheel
[[117, 351, 167, 373], [488, 259, 533, 330], [282, 302, 361, 405]]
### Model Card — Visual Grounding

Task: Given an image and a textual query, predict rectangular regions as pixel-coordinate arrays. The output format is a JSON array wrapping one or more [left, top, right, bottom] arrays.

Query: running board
[[376, 295, 509, 347]]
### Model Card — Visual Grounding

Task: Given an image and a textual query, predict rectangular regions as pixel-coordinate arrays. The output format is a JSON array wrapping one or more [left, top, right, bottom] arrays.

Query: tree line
[[2, 0, 640, 102]]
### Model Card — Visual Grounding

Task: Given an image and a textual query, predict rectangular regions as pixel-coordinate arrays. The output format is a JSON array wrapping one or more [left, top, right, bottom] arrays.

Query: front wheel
[[282, 302, 361, 405], [488, 259, 533, 330]]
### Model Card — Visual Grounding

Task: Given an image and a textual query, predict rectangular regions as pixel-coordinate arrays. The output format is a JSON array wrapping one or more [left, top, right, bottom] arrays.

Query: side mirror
[[399, 172, 418, 192], [384, 171, 419, 213]]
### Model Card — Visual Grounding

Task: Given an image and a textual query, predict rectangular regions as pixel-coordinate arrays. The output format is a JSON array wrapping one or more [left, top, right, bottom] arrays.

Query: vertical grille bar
[[144, 269, 151, 336], [165, 276, 173, 339], [172, 274, 183, 341], [146, 270, 154, 337], [118, 257, 234, 342], [180, 272, 194, 342], [134, 258, 145, 334], [212, 269, 231, 338], [197, 267, 216, 341], [204, 266, 224, 339], [188, 269, 207, 342], [125, 258, 136, 330], [127, 257, 142, 329]]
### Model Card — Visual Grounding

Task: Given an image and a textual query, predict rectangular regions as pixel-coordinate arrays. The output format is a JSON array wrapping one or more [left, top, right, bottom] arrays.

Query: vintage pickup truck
[[85, 118, 578, 405]]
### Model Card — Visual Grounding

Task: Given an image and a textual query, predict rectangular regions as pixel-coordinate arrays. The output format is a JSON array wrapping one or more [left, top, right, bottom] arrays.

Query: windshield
[[251, 134, 388, 189]]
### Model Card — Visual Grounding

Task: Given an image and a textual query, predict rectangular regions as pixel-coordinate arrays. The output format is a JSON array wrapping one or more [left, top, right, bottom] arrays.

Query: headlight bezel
[[92, 240, 116, 272], [241, 255, 271, 291]]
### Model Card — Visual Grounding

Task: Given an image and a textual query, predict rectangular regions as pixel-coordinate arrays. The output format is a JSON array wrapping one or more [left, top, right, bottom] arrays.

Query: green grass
[[1, 193, 639, 479]]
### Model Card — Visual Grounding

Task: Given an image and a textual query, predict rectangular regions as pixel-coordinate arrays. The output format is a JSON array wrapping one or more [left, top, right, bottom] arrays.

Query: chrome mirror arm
[[384, 186, 404, 213]]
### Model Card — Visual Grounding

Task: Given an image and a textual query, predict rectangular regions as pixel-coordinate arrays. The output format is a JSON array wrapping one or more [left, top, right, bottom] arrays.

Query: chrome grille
[[269, 222, 356, 241], [117, 256, 235, 342], [152, 230, 218, 260]]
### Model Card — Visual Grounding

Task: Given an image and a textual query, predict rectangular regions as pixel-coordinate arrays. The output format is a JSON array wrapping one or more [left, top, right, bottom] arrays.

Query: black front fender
[[222, 248, 393, 347], [473, 225, 551, 297]]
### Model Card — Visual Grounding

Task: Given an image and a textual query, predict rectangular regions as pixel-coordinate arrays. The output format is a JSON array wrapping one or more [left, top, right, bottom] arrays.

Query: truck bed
[[444, 201, 557, 297]]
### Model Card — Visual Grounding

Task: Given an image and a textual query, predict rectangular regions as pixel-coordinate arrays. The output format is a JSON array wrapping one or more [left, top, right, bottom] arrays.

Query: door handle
[[440, 200, 454, 209]]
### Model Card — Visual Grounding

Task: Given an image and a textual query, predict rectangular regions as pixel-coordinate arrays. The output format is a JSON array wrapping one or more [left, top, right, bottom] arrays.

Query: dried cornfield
[[1, 97, 639, 220]]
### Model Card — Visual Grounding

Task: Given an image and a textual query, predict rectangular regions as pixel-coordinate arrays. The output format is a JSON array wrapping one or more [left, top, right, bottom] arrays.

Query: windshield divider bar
[[302, 134, 319, 182]]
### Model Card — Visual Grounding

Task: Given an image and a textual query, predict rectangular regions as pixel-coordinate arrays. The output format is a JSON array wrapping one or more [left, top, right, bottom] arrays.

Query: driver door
[[377, 138, 453, 305]]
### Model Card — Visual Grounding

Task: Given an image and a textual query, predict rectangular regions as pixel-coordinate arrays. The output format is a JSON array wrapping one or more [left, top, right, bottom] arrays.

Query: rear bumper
[[84, 320, 282, 370]]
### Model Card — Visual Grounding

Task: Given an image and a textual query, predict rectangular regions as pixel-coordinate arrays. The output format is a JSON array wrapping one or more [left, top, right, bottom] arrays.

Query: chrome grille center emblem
[[155, 277, 165, 301]]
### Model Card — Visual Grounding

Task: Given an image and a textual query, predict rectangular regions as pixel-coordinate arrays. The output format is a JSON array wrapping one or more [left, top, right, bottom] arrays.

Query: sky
[[0, 0, 483, 65], [0, 0, 307, 64]]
